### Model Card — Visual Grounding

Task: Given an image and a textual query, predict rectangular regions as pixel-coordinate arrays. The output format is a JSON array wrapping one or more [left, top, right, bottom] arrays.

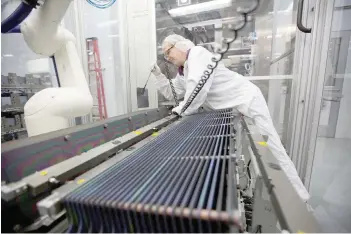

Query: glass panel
[[309, 1, 351, 232], [80, 1, 127, 120], [268, 0, 296, 145], [154, 0, 296, 146], [154, 0, 275, 108]]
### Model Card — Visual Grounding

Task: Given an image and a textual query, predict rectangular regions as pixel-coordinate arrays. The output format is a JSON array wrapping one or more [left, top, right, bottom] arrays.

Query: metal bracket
[[1, 181, 28, 202]]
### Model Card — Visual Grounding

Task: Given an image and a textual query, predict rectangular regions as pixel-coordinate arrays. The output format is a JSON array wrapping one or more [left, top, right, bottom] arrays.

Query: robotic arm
[[20, 0, 93, 136]]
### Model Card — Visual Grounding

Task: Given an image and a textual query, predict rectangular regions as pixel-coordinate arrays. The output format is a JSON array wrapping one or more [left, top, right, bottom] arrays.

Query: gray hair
[[162, 34, 195, 52]]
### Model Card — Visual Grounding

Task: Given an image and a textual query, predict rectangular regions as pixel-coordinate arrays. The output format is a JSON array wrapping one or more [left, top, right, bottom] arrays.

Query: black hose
[[51, 56, 60, 87], [1, 2, 34, 34], [247, 159, 252, 180]]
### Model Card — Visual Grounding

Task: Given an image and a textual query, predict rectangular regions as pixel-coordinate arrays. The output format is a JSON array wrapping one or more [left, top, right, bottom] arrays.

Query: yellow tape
[[152, 132, 159, 136], [77, 179, 85, 185], [297, 231, 305, 234], [39, 170, 48, 176], [257, 141, 268, 147], [134, 130, 143, 135]]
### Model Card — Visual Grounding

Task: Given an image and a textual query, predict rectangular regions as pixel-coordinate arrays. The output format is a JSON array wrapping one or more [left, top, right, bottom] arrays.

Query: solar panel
[[63, 109, 242, 232]]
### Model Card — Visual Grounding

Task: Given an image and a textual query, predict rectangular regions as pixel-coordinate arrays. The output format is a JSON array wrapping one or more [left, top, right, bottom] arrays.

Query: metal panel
[[242, 119, 320, 233], [1, 107, 170, 183], [2, 115, 177, 201]]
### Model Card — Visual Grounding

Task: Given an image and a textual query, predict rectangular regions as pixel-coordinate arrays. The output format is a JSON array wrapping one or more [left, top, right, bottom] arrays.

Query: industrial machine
[[2, 0, 320, 232], [2, 0, 94, 137], [1, 107, 320, 233]]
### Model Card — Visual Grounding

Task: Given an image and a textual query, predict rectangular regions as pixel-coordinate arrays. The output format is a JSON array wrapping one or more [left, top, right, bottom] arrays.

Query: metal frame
[[2, 113, 177, 201], [33, 119, 180, 231], [1, 107, 171, 183], [286, 0, 333, 185], [2, 109, 320, 232], [250, 169, 279, 233], [303, 0, 337, 188], [235, 119, 279, 233], [318, 30, 351, 137], [270, 48, 295, 65], [36, 112, 241, 232], [36, 112, 320, 233], [242, 118, 320, 233]]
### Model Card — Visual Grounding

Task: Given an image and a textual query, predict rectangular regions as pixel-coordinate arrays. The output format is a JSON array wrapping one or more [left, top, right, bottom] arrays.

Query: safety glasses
[[164, 44, 175, 61]]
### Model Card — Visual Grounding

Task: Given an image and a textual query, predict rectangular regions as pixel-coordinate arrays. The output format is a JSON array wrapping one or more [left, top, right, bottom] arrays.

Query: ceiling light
[[169, 0, 233, 17], [2, 54, 13, 57]]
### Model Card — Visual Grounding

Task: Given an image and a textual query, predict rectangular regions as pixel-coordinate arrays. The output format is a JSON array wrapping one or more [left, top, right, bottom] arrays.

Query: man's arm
[[174, 46, 215, 115], [154, 73, 186, 101]]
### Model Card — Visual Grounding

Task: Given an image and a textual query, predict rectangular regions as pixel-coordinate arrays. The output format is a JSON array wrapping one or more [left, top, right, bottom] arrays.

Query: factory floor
[[308, 137, 351, 232]]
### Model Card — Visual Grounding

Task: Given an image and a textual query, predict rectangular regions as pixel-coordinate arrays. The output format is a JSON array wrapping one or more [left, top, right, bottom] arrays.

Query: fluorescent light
[[169, 0, 233, 17], [2, 54, 13, 57]]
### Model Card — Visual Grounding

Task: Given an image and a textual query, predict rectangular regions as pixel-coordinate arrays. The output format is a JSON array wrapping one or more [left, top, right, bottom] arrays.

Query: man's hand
[[150, 63, 162, 77], [172, 106, 182, 116]]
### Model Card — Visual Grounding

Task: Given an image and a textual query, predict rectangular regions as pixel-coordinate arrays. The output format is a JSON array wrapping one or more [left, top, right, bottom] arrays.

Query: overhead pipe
[[1, 2, 34, 33], [8, 25, 21, 33]]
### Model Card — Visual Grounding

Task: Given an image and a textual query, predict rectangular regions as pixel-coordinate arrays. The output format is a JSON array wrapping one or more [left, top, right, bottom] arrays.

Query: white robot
[[20, 0, 93, 136]]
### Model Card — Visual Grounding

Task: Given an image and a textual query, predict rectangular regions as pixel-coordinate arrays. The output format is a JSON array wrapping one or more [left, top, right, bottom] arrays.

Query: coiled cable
[[164, 59, 179, 106], [180, 0, 260, 114]]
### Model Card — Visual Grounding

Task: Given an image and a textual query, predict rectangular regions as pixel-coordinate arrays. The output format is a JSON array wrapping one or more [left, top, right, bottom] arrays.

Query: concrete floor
[[309, 137, 351, 232]]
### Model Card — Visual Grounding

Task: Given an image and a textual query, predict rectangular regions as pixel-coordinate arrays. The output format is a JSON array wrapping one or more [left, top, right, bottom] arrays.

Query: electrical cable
[[163, 59, 179, 106], [141, 71, 152, 95], [51, 56, 61, 87], [180, 0, 260, 115], [247, 159, 252, 180], [86, 0, 116, 9]]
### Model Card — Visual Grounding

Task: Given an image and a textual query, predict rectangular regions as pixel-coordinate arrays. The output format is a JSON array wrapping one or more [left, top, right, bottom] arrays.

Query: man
[[151, 34, 310, 202]]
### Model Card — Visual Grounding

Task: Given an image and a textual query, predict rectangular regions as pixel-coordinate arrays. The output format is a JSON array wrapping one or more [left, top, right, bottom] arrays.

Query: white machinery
[[20, 0, 93, 136]]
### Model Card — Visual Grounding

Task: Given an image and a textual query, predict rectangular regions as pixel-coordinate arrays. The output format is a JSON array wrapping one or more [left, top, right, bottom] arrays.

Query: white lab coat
[[155, 46, 310, 202]]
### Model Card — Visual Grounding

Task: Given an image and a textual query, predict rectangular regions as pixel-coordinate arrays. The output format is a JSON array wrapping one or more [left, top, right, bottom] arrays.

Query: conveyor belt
[[1, 108, 170, 183], [63, 109, 242, 233]]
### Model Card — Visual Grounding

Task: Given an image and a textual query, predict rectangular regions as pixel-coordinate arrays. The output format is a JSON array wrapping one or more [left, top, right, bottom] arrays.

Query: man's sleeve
[[154, 73, 186, 101], [176, 46, 215, 115]]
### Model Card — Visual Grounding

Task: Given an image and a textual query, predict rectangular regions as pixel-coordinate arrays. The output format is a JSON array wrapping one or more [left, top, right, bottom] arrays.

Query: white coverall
[[155, 45, 310, 202]]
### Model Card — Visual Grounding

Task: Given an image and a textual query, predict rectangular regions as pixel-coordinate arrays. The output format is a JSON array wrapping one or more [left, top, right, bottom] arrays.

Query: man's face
[[163, 43, 186, 67]]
